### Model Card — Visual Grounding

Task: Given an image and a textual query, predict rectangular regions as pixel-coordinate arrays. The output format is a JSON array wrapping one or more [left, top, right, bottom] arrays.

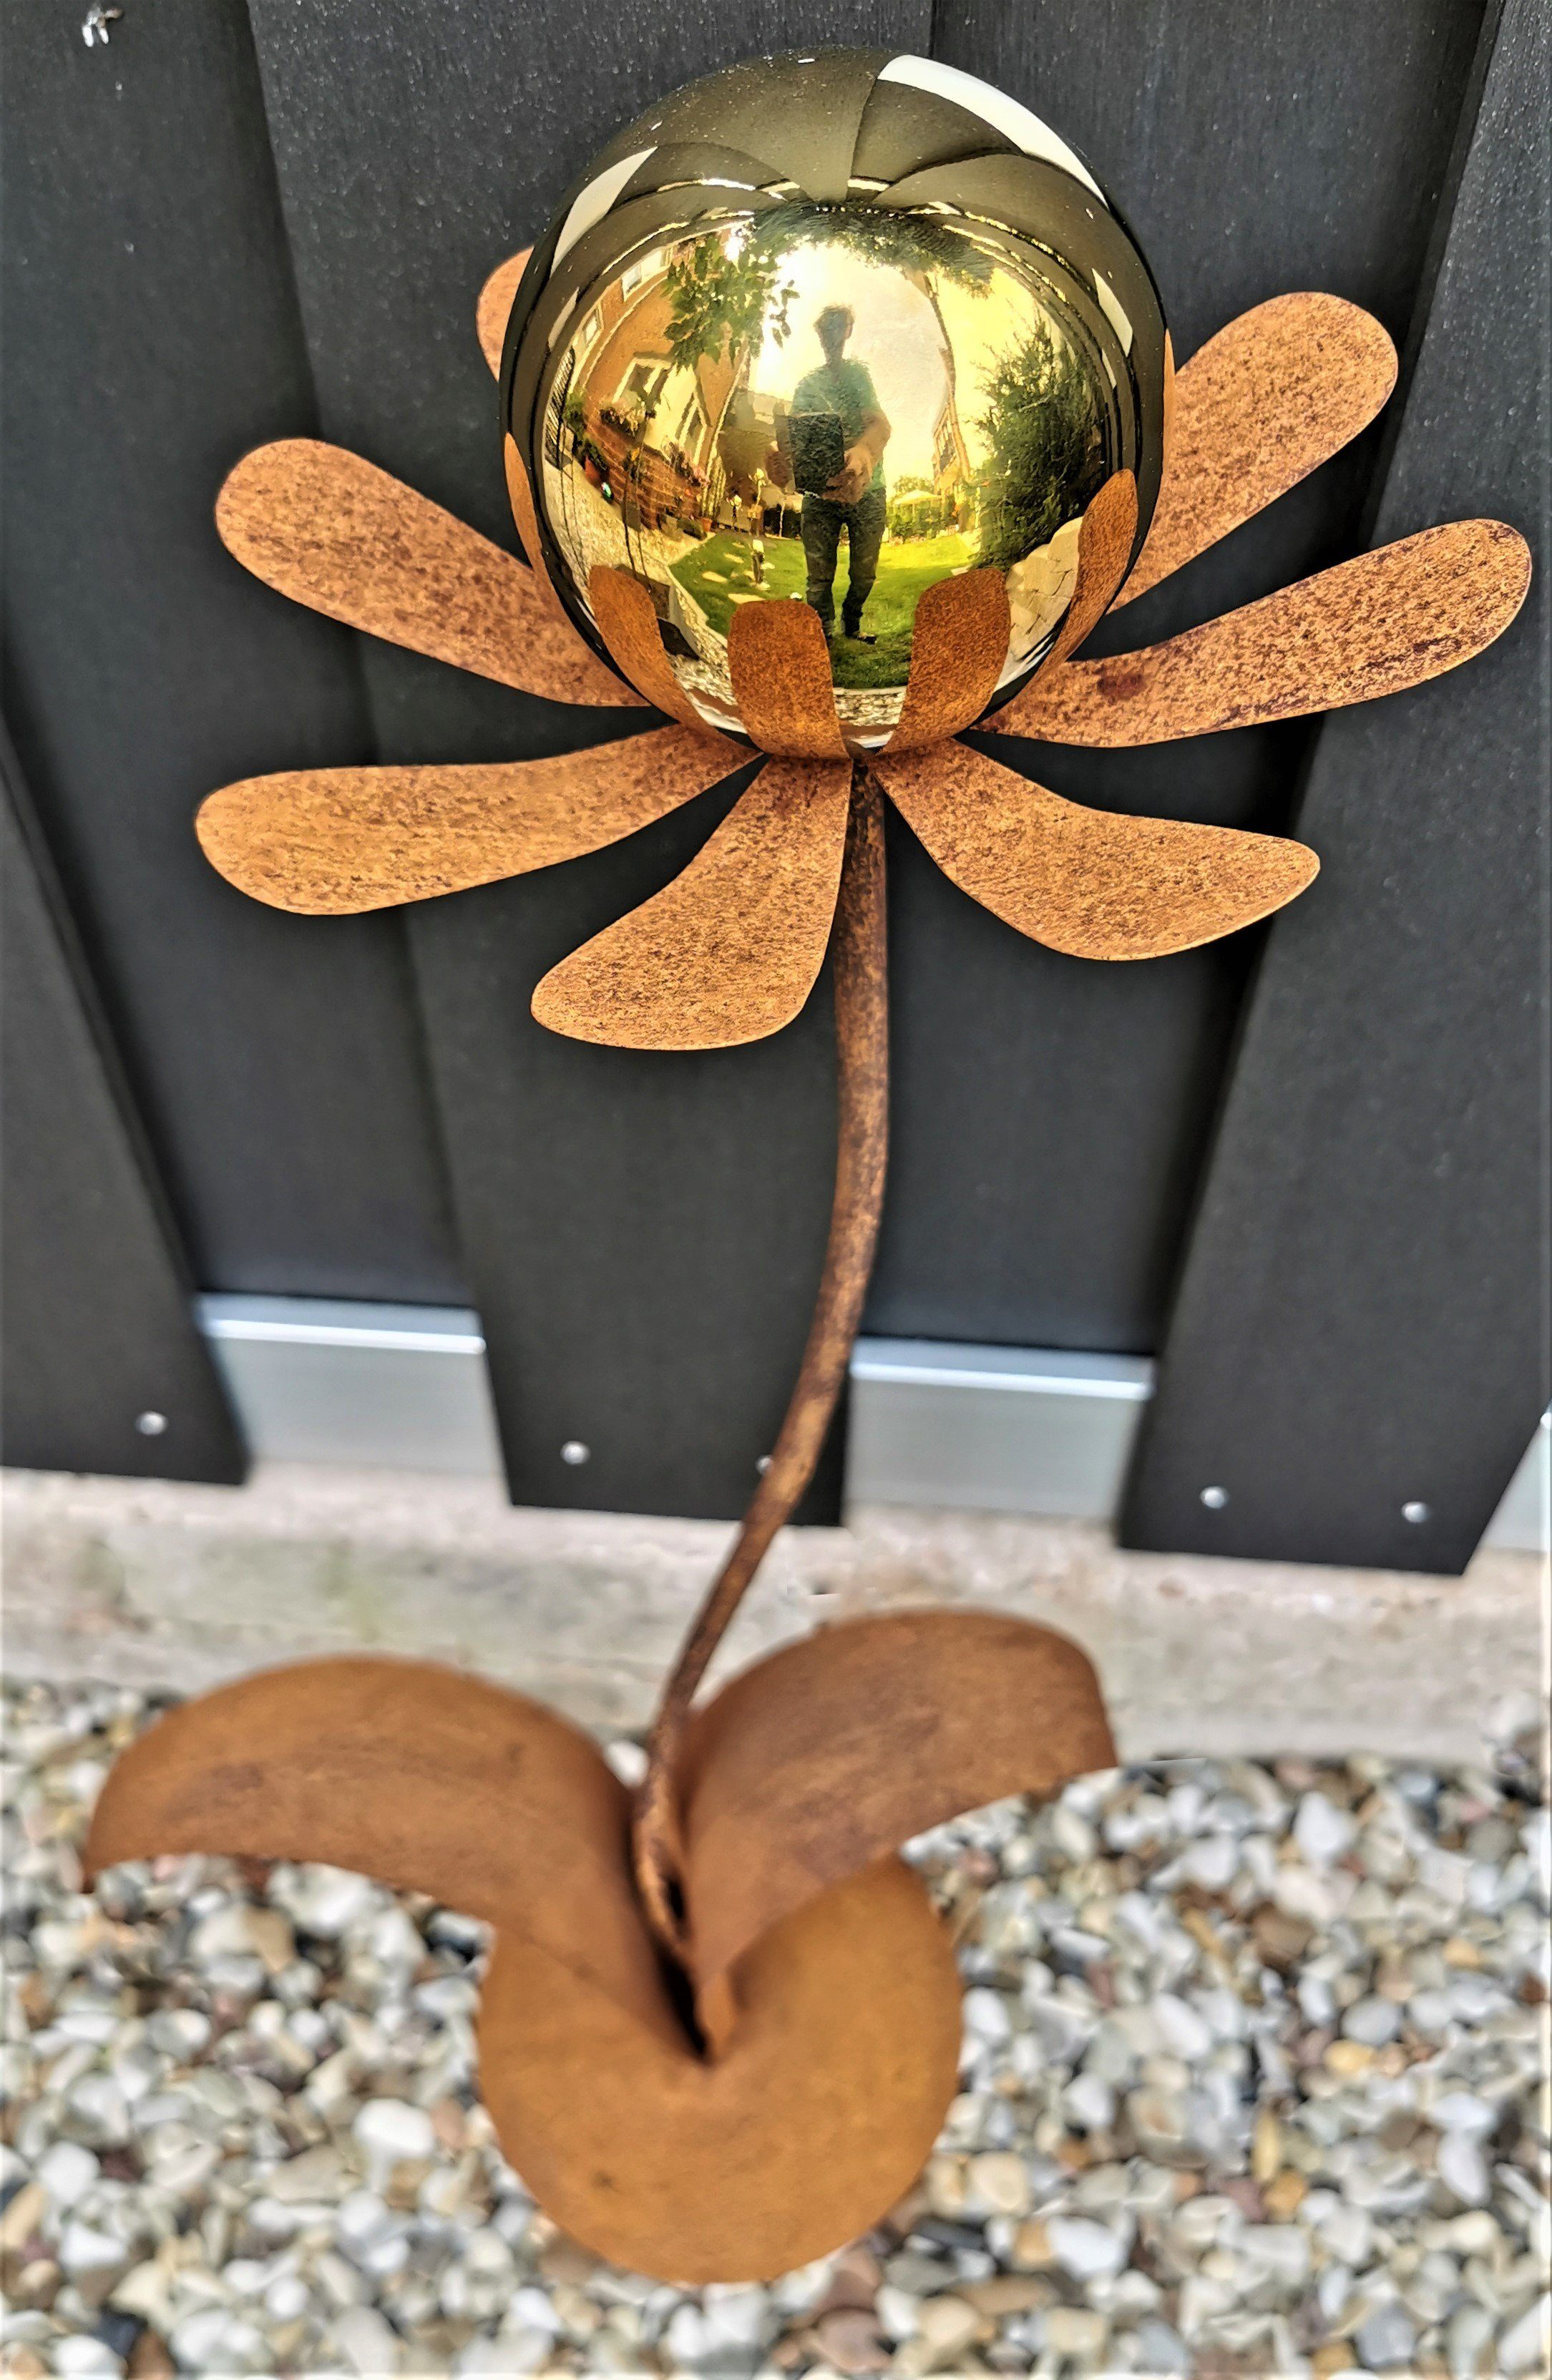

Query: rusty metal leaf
[[195, 728, 738, 914], [217, 440, 637, 709]]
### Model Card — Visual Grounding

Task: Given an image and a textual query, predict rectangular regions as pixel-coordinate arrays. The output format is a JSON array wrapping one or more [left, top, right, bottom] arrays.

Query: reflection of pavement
[[540, 459, 700, 597], [541, 459, 734, 691]]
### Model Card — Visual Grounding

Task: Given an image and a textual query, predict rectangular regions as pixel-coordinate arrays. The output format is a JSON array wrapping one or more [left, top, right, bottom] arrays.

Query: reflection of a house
[[551, 244, 777, 537], [931, 393, 971, 530]]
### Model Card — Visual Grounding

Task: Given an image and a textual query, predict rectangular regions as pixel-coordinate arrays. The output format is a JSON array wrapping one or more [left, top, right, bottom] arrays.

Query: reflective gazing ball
[[502, 53, 1167, 745]]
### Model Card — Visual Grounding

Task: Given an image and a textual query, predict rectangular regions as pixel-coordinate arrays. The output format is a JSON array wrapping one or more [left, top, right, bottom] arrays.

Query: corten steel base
[[84, 246, 1531, 2278]]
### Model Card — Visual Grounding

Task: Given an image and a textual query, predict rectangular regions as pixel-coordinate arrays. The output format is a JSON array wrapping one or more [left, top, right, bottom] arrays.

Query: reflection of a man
[[768, 305, 891, 645]]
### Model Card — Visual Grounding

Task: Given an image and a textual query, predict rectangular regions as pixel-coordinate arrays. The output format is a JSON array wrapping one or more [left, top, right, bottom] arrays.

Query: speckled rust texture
[[479, 1853, 958, 2283], [217, 439, 636, 708], [531, 755, 851, 1049], [1116, 294, 1397, 609], [86, 1605, 1111, 2283], [995, 472, 1137, 736], [195, 727, 733, 914], [84, 1659, 660, 2027], [728, 599, 850, 757], [1006, 519, 1532, 748], [875, 740, 1318, 958], [679, 1612, 1114, 2008], [884, 569, 1010, 753], [590, 565, 714, 729], [477, 248, 531, 376]]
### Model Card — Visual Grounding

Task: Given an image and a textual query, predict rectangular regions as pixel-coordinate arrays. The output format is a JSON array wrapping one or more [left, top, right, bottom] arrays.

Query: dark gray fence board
[[2, 743, 247, 1484], [243, 0, 929, 1519], [1121, 0, 1550, 1572], [867, 0, 1488, 1354], [2, 0, 464, 1305]]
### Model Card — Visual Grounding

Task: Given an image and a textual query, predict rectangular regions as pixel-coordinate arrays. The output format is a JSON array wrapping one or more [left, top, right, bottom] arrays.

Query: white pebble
[[1437, 2130, 1490, 2205], [1342, 1994, 1401, 2045], [353, 2097, 436, 2174], [1499, 2293, 1551, 2377], [457, 2335, 552, 2376], [1152, 1994, 1213, 2062], [877, 2286, 921, 2341], [1431, 2089, 1495, 2134], [274, 1863, 378, 1937], [330, 2304, 403, 2374], [1355, 2304, 1417, 2370], [189, 1902, 294, 1971], [1048, 2215, 1128, 2279], [1294, 1790, 1357, 1866], [962, 1987, 1013, 2044], [915, 2295, 981, 2359], [34, 2140, 98, 2208], [50, 2342, 123, 2379]]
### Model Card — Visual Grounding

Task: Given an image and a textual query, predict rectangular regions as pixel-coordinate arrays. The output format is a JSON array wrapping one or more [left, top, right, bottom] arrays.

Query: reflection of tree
[[971, 318, 1105, 575], [663, 241, 798, 375], [748, 202, 992, 298]]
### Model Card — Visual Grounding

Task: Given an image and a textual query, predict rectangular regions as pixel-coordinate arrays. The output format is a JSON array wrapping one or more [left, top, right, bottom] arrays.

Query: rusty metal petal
[[874, 740, 1317, 958], [195, 728, 738, 915], [1009, 519, 1533, 747], [675, 1610, 1116, 2022], [1115, 293, 1397, 609], [479, 1854, 960, 2284], [216, 440, 638, 709], [84, 1657, 662, 2027], [531, 755, 851, 1049]]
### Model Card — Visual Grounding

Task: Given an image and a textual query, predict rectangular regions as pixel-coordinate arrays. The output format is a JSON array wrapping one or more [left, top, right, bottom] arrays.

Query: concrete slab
[[5, 1464, 1544, 1764]]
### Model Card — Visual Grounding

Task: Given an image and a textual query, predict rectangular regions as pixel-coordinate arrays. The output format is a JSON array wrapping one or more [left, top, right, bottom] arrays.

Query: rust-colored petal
[[992, 472, 1138, 737], [83, 1657, 665, 2031], [477, 247, 532, 376], [590, 564, 716, 728], [1116, 293, 1398, 609], [479, 1855, 960, 2283], [196, 728, 738, 915], [676, 1610, 1116, 2021], [1038, 469, 1139, 675], [1014, 519, 1533, 747], [728, 599, 850, 758], [531, 756, 851, 1049], [217, 440, 638, 709], [884, 569, 1010, 754], [874, 740, 1317, 959]]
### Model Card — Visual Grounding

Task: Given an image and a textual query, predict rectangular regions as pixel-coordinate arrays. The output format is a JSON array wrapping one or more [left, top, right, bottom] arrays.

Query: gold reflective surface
[[529, 208, 1128, 740]]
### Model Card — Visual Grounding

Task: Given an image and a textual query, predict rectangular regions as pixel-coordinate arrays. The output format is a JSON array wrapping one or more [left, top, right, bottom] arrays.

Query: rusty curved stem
[[633, 762, 889, 1959]]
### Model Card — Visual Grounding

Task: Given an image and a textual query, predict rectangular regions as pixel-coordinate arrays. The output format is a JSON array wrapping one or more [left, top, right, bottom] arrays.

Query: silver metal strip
[[195, 1296, 1548, 1552]]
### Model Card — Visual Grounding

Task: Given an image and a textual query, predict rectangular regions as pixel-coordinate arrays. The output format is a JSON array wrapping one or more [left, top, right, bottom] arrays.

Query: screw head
[[560, 1439, 590, 1466], [1402, 1500, 1430, 1524], [1199, 1484, 1229, 1510], [135, 1411, 168, 1436]]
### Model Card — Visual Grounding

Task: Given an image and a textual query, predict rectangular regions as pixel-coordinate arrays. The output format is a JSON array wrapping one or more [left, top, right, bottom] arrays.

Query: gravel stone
[[4, 1678, 1546, 2376]]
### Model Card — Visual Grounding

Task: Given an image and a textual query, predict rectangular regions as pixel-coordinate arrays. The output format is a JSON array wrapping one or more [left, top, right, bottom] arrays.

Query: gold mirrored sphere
[[504, 52, 1167, 743]]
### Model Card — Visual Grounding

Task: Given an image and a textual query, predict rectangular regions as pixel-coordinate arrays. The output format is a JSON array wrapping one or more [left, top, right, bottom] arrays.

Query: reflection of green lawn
[[670, 529, 972, 687]]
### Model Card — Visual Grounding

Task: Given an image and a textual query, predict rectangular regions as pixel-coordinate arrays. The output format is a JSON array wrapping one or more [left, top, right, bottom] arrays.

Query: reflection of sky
[[746, 243, 1055, 486], [749, 248, 946, 481]]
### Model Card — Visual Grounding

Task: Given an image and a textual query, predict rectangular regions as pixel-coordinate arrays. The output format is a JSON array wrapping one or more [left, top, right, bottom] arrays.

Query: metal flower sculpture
[[89, 53, 1531, 2284]]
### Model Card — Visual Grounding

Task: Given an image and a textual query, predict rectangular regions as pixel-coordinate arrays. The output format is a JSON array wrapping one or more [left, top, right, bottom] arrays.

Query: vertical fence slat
[[1120, 0, 1549, 1572], [1, 0, 463, 1306], [2, 737, 247, 1484]]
